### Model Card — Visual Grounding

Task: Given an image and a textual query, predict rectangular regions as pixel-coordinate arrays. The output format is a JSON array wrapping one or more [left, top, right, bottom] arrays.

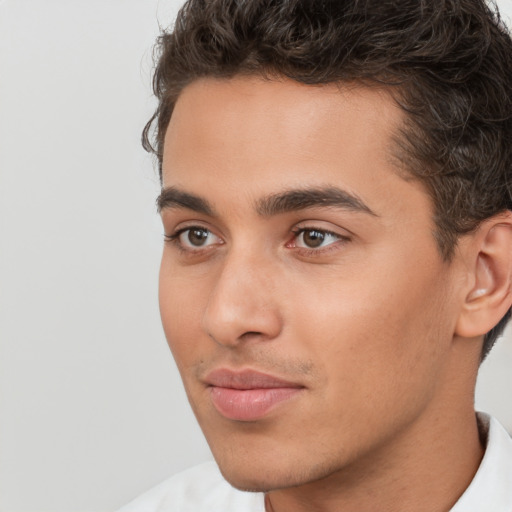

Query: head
[[149, 0, 512, 493], [147, 0, 512, 360]]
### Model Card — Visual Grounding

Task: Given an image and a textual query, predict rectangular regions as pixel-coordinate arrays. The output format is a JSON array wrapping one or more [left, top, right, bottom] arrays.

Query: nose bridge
[[202, 243, 282, 346]]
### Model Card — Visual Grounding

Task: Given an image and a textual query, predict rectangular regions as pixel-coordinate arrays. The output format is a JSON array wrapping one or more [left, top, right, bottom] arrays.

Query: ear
[[455, 212, 512, 338]]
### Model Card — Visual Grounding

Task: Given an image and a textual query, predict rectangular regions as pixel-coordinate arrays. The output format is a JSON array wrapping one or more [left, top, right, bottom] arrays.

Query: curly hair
[[144, 0, 512, 360]]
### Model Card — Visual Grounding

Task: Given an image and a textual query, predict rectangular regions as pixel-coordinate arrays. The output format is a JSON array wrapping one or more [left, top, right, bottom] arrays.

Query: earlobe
[[455, 213, 512, 339]]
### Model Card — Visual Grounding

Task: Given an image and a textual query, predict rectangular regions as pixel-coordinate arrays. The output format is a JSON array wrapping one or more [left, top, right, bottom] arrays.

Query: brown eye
[[302, 230, 326, 248], [175, 227, 221, 249], [186, 228, 210, 246], [293, 228, 342, 250]]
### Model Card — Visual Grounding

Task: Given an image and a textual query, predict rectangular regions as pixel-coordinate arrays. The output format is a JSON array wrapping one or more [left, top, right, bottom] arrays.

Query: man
[[120, 0, 512, 510]]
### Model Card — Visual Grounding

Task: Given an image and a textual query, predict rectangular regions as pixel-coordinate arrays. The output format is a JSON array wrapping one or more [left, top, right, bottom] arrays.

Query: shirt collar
[[450, 413, 512, 511]]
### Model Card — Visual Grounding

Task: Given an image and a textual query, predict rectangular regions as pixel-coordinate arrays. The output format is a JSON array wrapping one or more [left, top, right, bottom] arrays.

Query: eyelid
[[287, 224, 352, 255], [293, 227, 341, 242], [164, 224, 224, 252], [292, 219, 352, 238], [164, 219, 220, 239], [163, 220, 351, 257]]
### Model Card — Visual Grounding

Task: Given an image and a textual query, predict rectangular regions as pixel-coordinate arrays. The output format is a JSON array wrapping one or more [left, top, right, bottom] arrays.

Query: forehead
[[164, 77, 402, 173], [162, 76, 428, 221]]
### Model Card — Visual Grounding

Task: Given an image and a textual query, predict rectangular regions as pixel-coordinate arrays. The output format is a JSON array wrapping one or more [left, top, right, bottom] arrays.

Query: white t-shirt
[[118, 414, 512, 512]]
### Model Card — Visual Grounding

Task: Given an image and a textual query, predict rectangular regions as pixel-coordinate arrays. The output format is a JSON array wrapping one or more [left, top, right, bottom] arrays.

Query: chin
[[204, 434, 306, 491], [218, 465, 298, 493], [213, 453, 338, 493]]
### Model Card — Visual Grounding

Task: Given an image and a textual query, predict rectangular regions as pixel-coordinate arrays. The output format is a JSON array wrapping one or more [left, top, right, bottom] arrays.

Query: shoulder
[[117, 461, 265, 512]]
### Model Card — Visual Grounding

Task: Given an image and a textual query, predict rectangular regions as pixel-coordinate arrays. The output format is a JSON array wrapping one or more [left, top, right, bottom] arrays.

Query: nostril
[[238, 331, 268, 343], [208, 330, 265, 346], [202, 275, 283, 346]]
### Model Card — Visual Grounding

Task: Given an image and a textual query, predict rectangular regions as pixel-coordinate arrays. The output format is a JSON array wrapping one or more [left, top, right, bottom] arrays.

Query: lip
[[205, 369, 304, 421]]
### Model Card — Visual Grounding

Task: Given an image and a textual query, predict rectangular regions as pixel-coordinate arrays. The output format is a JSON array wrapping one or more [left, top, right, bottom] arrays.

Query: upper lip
[[204, 368, 304, 390]]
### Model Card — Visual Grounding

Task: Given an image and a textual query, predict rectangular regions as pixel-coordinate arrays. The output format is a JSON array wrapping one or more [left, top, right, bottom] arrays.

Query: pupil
[[304, 230, 324, 248], [188, 229, 208, 246]]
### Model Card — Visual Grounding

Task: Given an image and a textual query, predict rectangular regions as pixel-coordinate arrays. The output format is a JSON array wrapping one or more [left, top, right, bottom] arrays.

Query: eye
[[291, 228, 344, 249], [166, 226, 222, 249]]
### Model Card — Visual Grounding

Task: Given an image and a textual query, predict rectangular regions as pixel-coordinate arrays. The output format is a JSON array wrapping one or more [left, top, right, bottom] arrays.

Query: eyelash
[[164, 226, 350, 257], [289, 227, 349, 255], [164, 227, 219, 255]]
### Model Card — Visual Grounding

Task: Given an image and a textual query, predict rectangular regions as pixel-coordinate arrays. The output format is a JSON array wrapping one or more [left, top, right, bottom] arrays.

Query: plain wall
[[0, 1, 511, 511]]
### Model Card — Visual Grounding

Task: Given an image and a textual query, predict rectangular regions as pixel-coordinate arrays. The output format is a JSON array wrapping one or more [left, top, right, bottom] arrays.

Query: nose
[[202, 251, 283, 347]]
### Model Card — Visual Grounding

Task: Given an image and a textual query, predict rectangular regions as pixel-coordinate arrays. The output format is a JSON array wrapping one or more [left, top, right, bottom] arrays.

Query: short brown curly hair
[[144, 0, 512, 359]]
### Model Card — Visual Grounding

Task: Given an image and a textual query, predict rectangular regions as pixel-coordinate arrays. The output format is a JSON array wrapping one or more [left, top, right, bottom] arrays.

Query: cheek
[[281, 263, 453, 451], [158, 260, 210, 367], [288, 249, 453, 394]]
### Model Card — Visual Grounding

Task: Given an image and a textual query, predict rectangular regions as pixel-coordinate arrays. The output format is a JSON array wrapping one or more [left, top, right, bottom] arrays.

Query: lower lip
[[209, 386, 302, 421]]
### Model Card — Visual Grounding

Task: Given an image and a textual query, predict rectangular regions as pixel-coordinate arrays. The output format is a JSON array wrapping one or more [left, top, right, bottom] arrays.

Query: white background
[[1, 1, 511, 511]]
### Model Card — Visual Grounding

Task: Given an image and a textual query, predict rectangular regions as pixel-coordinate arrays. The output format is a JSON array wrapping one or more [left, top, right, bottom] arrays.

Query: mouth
[[204, 368, 305, 422]]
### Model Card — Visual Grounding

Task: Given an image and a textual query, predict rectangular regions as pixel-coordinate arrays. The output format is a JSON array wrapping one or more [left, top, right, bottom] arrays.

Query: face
[[158, 77, 462, 491]]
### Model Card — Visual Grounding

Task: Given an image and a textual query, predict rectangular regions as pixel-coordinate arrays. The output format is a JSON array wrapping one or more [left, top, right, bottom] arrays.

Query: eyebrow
[[256, 187, 377, 217], [157, 185, 376, 217], [157, 187, 214, 215]]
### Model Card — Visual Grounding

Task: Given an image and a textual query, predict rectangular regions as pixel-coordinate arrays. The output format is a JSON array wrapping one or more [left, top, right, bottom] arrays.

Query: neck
[[265, 405, 484, 512]]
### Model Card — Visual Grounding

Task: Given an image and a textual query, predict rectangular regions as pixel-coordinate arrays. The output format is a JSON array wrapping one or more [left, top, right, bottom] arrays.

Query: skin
[[158, 76, 488, 512]]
